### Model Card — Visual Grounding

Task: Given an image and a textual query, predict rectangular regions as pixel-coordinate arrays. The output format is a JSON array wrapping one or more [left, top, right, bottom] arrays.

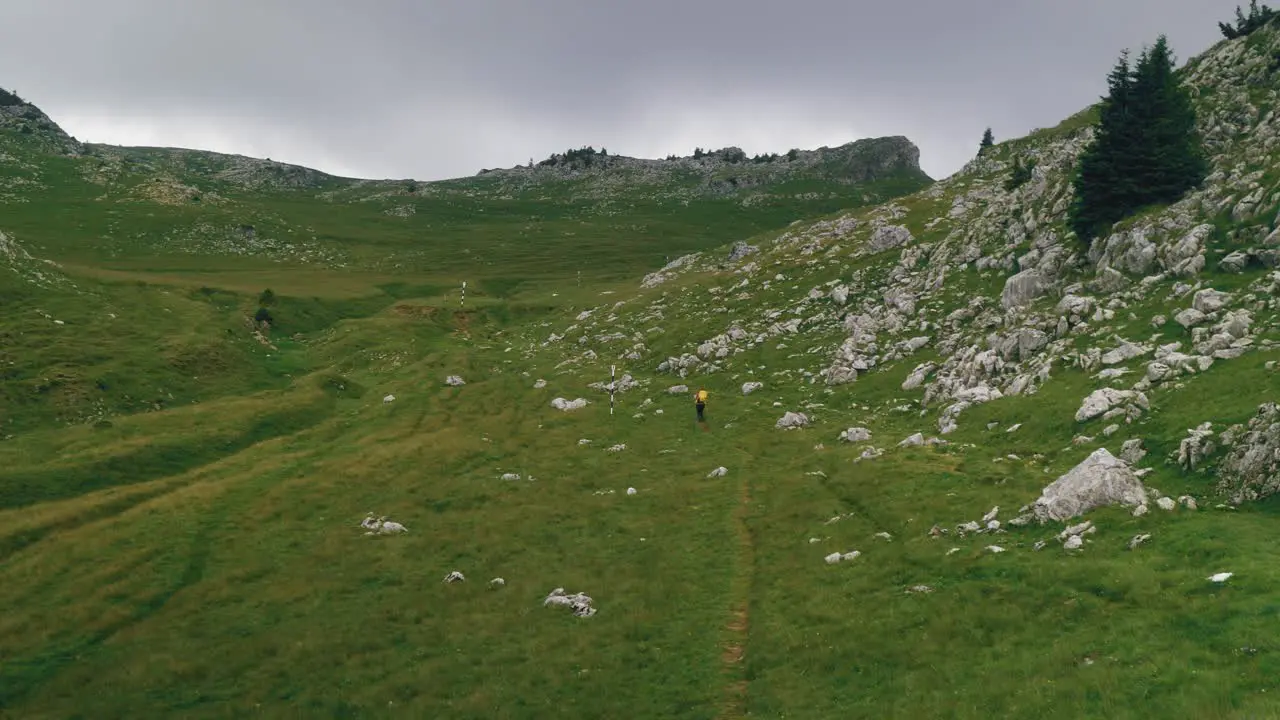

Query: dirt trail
[[718, 472, 754, 719]]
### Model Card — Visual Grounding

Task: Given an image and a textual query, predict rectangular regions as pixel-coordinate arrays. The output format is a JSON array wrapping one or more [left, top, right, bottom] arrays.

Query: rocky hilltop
[[0, 92, 83, 157], [471, 136, 930, 200]]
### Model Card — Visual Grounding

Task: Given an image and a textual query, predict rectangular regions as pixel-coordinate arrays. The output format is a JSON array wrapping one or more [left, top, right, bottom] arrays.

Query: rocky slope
[[518, 24, 1280, 511]]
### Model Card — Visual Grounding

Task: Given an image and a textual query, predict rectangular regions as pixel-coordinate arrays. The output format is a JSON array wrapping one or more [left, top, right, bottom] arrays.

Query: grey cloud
[[0, 0, 1247, 181]]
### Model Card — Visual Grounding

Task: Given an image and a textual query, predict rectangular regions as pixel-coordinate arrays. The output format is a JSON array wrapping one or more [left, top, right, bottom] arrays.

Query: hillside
[[3, 16, 1280, 720], [0, 96, 930, 287]]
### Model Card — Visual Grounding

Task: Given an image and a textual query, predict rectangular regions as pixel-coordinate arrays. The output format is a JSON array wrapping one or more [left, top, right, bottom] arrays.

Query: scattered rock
[[544, 587, 597, 617], [1127, 534, 1152, 550], [898, 433, 925, 447], [839, 427, 873, 443], [776, 411, 811, 429], [1120, 438, 1147, 465], [446, 375, 466, 386], [1175, 308, 1207, 328], [361, 513, 408, 535], [1075, 388, 1148, 423], [443, 571, 465, 583], [551, 397, 590, 411], [1177, 422, 1216, 471], [1192, 288, 1231, 314]]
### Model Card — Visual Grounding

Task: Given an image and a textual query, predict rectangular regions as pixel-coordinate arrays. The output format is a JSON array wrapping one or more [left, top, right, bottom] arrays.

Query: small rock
[[1127, 534, 1151, 550], [444, 571, 466, 584], [776, 411, 811, 429], [1156, 497, 1176, 511], [899, 433, 925, 447]]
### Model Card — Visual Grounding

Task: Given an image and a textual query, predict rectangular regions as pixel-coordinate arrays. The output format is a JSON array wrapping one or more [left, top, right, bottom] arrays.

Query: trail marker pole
[[461, 280, 466, 308], [610, 365, 616, 416]]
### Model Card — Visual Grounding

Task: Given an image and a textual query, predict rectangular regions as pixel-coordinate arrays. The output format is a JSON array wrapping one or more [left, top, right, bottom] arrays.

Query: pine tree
[[1219, 2, 1277, 38], [1068, 38, 1206, 244], [1069, 50, 1136, 242], [979, 127, 995, 153], [1129, 36, 1207, 203]]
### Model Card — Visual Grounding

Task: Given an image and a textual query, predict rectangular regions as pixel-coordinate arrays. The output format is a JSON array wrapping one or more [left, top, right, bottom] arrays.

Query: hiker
[[694, 387, 708, 421]]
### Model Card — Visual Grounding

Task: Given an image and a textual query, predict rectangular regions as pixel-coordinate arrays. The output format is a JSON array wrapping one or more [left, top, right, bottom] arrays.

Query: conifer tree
[[1219, 1, 1277, 39], [1068, 38, 1206, 243], [1069, 50, 1135, 241], [1129, 37, 1207, 202], [979, 127, 994, 153]]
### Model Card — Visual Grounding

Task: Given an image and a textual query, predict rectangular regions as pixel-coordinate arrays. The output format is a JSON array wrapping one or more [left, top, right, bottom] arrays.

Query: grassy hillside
[[4, 18, 1280, 720]]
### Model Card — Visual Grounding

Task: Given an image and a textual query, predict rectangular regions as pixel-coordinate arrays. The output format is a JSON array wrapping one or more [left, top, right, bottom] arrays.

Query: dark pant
[[696, 402, 705, 420]]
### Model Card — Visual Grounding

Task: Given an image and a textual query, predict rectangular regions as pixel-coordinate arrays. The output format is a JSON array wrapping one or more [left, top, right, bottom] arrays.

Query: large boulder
[[1001, 270, 1047, 310], [1032, 448, 1148, 522], [868, 225, 913, 253]]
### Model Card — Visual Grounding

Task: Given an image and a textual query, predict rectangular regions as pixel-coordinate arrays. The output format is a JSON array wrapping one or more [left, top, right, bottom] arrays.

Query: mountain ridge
[[0, 86, 930, 195]]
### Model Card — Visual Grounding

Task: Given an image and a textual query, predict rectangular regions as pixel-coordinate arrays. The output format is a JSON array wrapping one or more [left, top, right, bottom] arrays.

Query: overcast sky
[[0, 1, 1244, 182]]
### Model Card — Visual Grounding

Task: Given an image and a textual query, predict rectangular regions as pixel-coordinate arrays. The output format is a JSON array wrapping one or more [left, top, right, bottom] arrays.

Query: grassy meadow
[[7, 32, 1280, 715]]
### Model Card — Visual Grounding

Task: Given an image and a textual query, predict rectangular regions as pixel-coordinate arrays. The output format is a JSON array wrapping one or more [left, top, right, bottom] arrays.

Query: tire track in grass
[[719, 469, 754, 719]]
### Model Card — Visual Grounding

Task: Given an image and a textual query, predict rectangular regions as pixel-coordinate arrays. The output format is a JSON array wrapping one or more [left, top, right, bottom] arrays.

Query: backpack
[[696, 390, 708, 403]]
